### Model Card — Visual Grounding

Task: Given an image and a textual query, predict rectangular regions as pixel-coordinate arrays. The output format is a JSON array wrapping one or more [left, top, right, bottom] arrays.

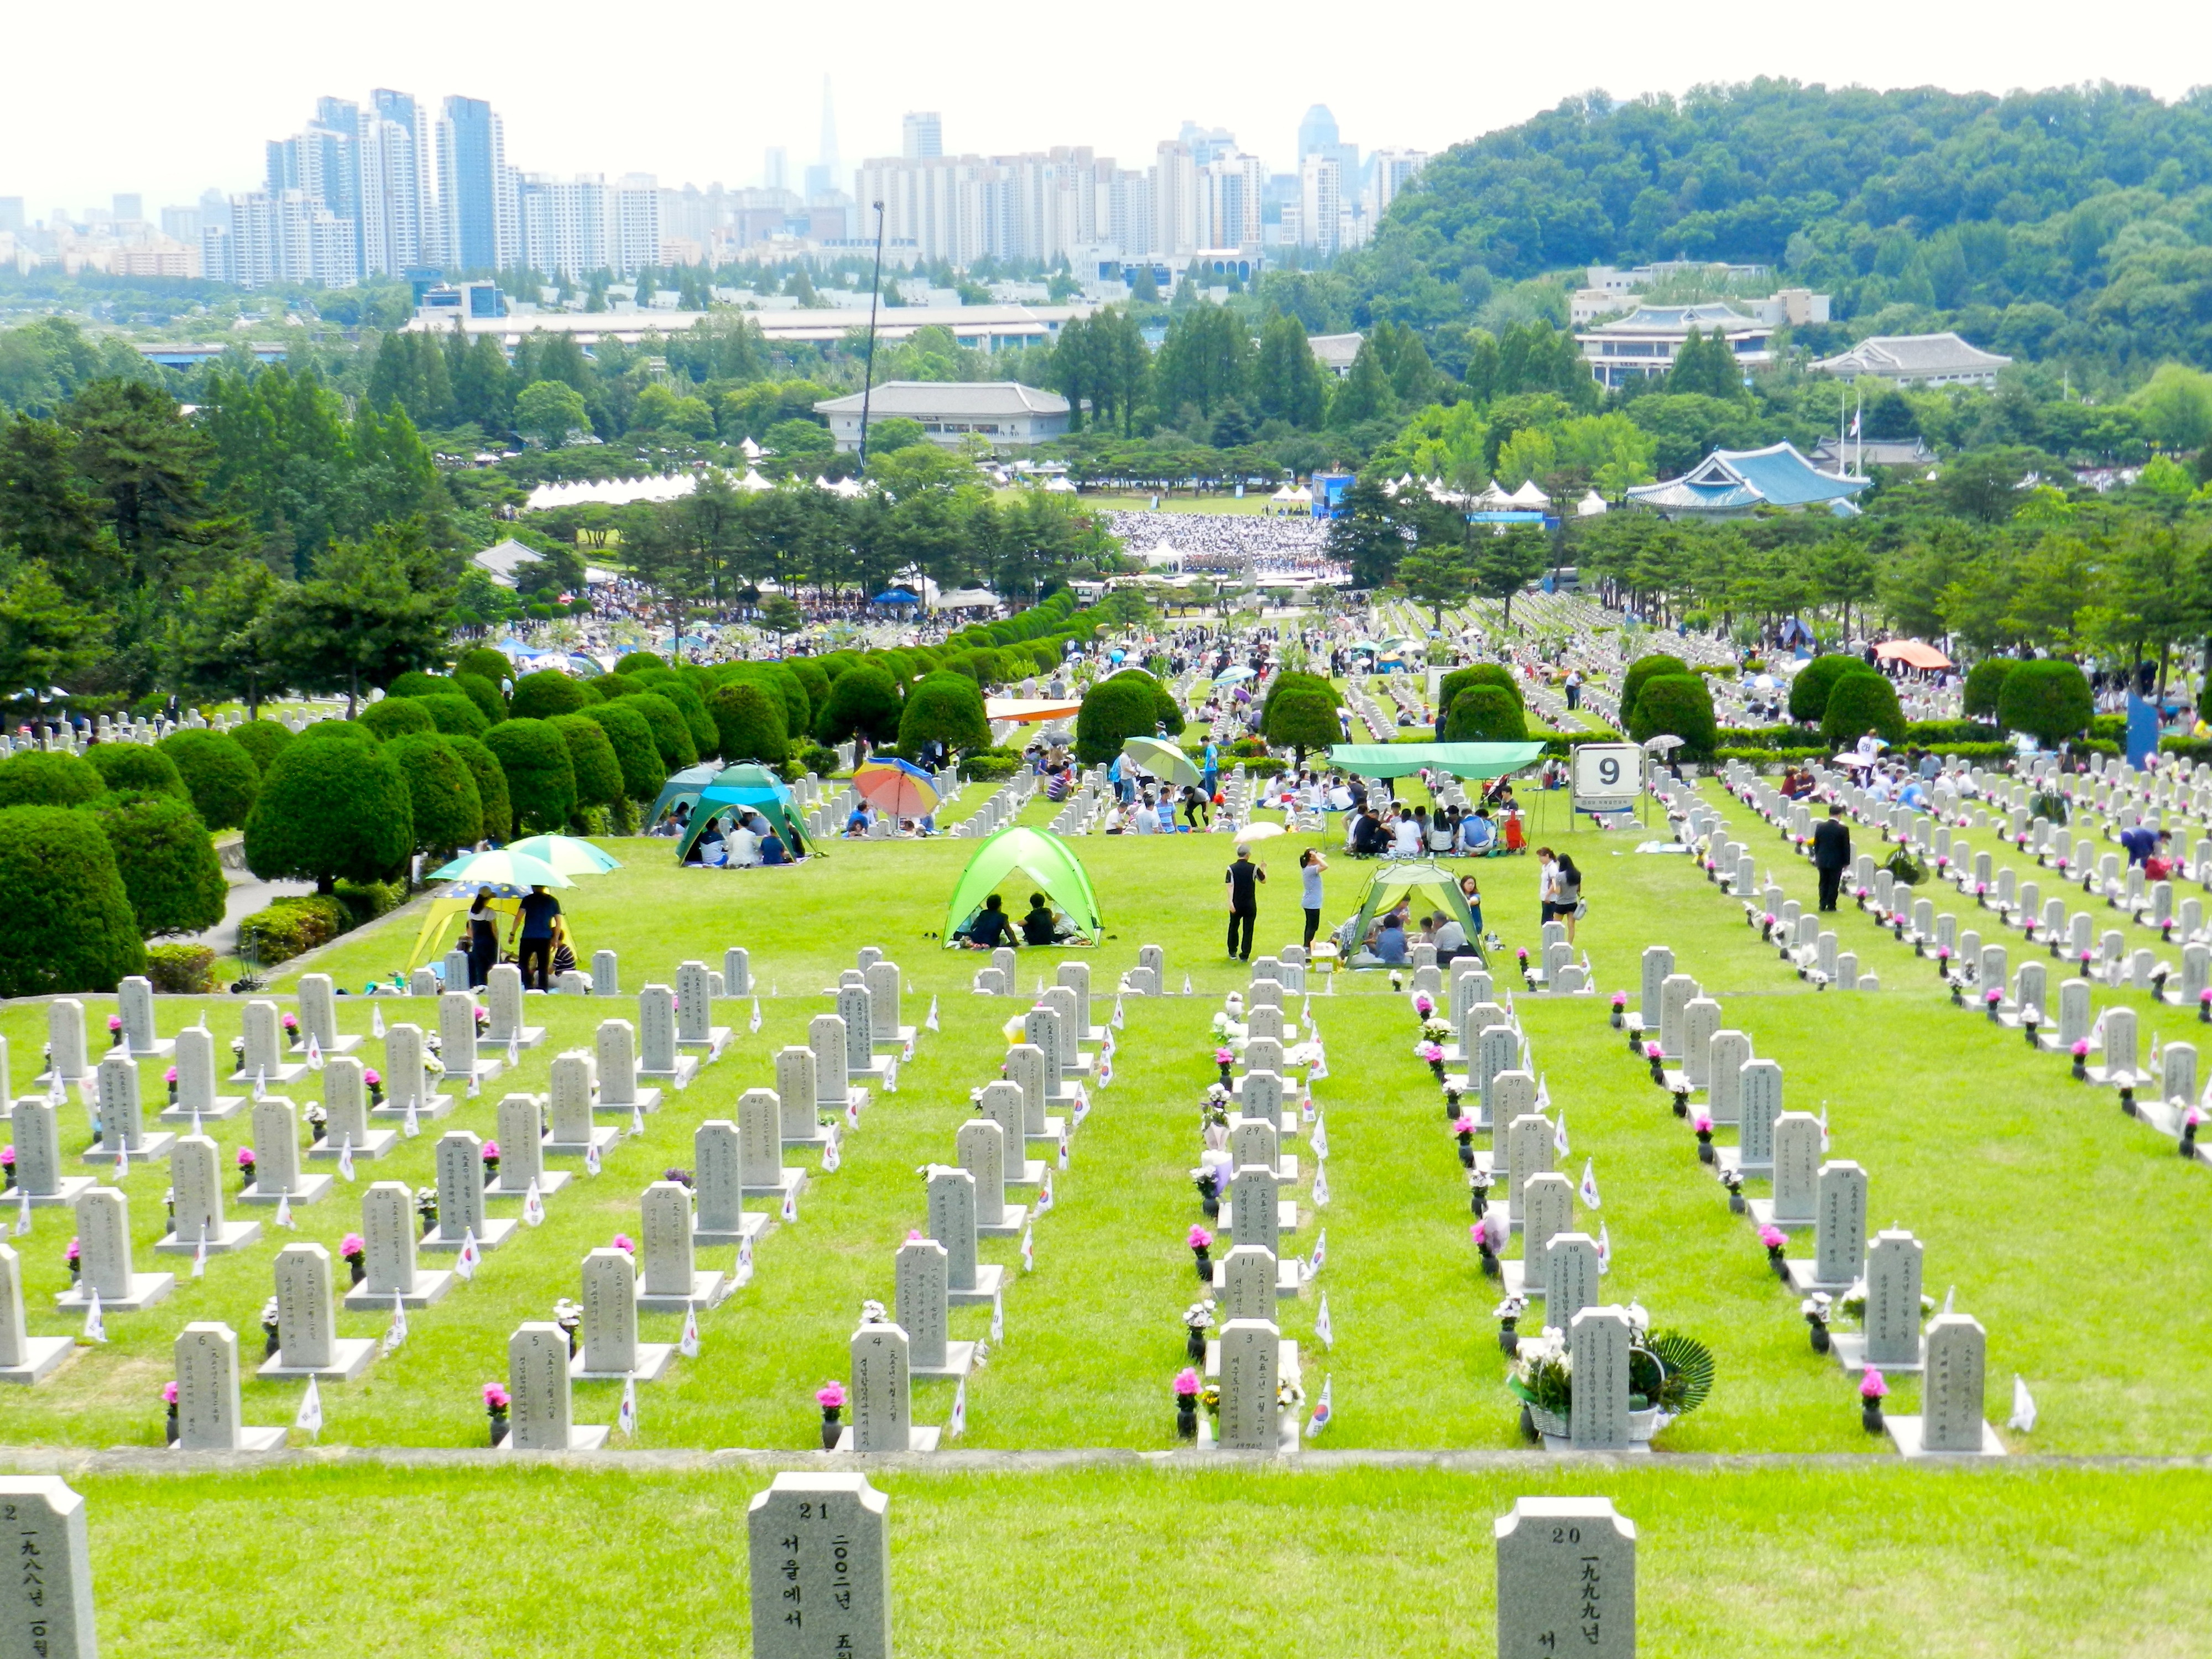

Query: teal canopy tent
[[1326, 742, 1545, 780]]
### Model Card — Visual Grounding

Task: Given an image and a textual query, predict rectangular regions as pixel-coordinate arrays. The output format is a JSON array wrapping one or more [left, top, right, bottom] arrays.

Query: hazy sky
[[6, 0, 2209, 213]]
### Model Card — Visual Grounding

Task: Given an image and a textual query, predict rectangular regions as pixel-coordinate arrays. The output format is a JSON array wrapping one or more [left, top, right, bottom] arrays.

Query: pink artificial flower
[[1644, 1042, 1662, 1060], [1757, 1224, 1786, 1250], [106, 1015, 122, 1032], [1417, 1042, 1443, 1063], [906, 1228, 924, 1241], [163, 1067, 177, 1084], [612, 1233, 635, 1255], [1213, 1047, 1234, 1065], [815, 1381, 848, 1409], [340, 1233, 364, 1256], [161, 1380, 178, 1405], [1693, 1113, 1713, 1134], [0, 1147, 12, 1168], [1985, 989, 2002, 1005], [282, 1012, 298, 1031], [1452, 1115, 1476, 1136], [483, 1383, 510, 1409], [1611, 992, 1627, 1009], [2072, 1040, 2090, 1058], [1859, 1368, 1889, 1400], [1761, 914, 1776, 927], [481, 1140, 500, 1159], [363, 1069, 381, 1086], [1175, 1366, 1201, 1397], [236, 1146, 255, 1167], [66, 1238, 79, 1262], [1187, 1224, 1213, 1250]]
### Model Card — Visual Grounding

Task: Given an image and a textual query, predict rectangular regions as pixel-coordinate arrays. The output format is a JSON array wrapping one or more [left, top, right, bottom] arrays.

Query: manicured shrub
[[236, 894, 352, 966], [1074, 673, 1160, 764], [243, 736, 414, 890], [227, 719, 294, 774], [1998, 659, 2095, 746], [296, 719, 378, 747], [1787, 654, 1871, 725], [332, 879, 404, 928], [1627, 673, 1719, 758], [614, 651, 667, 675], [1621, 654, 1691, 726], [361, 697, 437, 741], [1964, 658, 2018, 722], [643, 675, 718, 758], [708, 682, 790, 766], [549, 713, 625, 812], [627, 691, 698, 771], [1436, 664, 1521, 734], [455, 648, 512, 684], [580, 702, 666, 800], [96, 792, 227, 937], [1264, 690, 1342, 763], [0, 750, 105, 808], [384, 732, 485, 855], [812, 664, 902, 747], [145, 943, 216, 995], [1821, 671, 1908, 749], [159, 729, 260, 828], [1098, 666, 1183, 738], [484, 718, 577, 832], [509, 669, 598, 721], [451, 674, 507, 726], [899, 673, 992, 757], [387, 671, 455, 700], [85, 743, 189, 801], [413, 694, 492, 739], [788, 658, 832, 719], [0, 804, 147, 994], [446, 735, 512, 843], [1443, 685, 1530, 743]]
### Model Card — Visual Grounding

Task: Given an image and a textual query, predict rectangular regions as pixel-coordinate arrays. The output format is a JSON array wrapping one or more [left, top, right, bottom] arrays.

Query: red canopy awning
[[1875, 640, 1953, 671], [986, 698, 1083, 724]]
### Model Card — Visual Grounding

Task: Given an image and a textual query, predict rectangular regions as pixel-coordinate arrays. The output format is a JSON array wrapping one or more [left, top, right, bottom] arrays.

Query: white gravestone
[[1505, 1173, 1573, 1299], [1889, 1313, 2005, 1458], [483, 963, 544, 1052], [957, 1118, 1025, 1237], [1835, 1229, 1924, 1375], [895, 1238, 974, 1379], [675, 961, 731, 1055], [926, 1167, 1003, 1306], [259, 1243, 375, 1380], [295, 973, 359, 1057], [8, 1102, 91, 1207], [238, 1097, 334, 1207], [424, 1130, 518, 1253], [1495, 1496, 1635, 1659], [55, 1187, 170, 1312], [746, 1473, 892, 1659], [775, 1048, 830, 1146], [439, 992, 494, 1089], [489, 1093, 567, 1197], [154, 1135, 259, 1255], [1785, 1160, 1868, 1292], [694, 1120, 770, 1249], [116, 975, 172, 1057], [160, 1025, 243, 1124], [636, 986, 697, 1087], [722, 948, 751, 997], [810, 1017, 855, 1109], [39, 1001, 91, 1086], [573, 1247, 673, 1382], [233, 999, 305, 1084], [838, 1322, 937, 1453], [591, 951, 621, 997], [505, 1321, 607, 1451], [0, 1246, 77, 1384], [174, 1322, 284, 1450], [374, 1025, 451, 1121], [88, 1052, 174, 1166], [545, 1052, 618, 1160], [638, 1179, 724, 1312], [309, 1058, 395, 1162], [977, 1083, 1046, 1188], [1565, 1305, 1632, 1450], [740, 1091, 805, 1202], [345, 1181, 454, 1310], [594, 1020, 664, 1114], [1213, 1317, 1285, 1451]]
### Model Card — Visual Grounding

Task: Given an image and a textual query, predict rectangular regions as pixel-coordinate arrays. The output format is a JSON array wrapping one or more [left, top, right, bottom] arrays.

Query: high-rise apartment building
[[112, 194, 143, 223], [611, 174, 661, 275], [518, 174, 607, 280], [1200, 153, 1265, 251], [764, 147, 789, 191], [437, 95, 517, 273], [1151, 142, 1199, 261], [1368, 147, 1428, 221], [902, 113, 942, 160], [806, 76, 839, 200], [1299, 153, 1343, 258]]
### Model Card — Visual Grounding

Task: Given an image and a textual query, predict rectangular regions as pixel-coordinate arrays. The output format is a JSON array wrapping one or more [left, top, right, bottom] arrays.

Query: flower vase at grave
[[487, 1401, 509, 1447], [1177, 1397, 1198, 1439], [1186, 1324, 1206, 1362], [1498, 1314, 1519, 1355], [2118, 1085, 2136, 1118], [820, 1405, 842, 1451]]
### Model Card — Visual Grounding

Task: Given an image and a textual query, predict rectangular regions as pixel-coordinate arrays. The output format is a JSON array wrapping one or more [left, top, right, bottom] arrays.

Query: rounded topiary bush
[[455, 648, 513, 685], [1436, 665, 1521, 735], [628, 691, 698, 771], [0, 804, 148, 994], [1998, 659, 2095, 747], [812, 664, 902, 748], [1787, 654, 1869, 726], [549, 713, 625, 812], [708, 682, 790, 766], [387, 671, 455, 700], [483, 718, 577, 833], [0, 750, 106, 808], [384, 732, 485, 856], [159, 729, 261, 830], [639, 675, 718, 758], [898, 673, 991, 758], [227, 719, 294, 775], [96, 792, 227, 938], [1074, 673, 1161, 765], [450, 674, 507, 727], [296, 719, 378, 748], [1443, 684, 1530, 743], [509, 670, 597, 721], [1963, 658, 2017, 722], [412, 694, 491, 739], [1627, 672, 1719, 757], [1264, 689, 1342, 761], [788, 659, 832, 719], [1621, 654, 1691, 727], [614, 651, 667, 675], [243, 736, 414, 891], [361, 697, 437, 741], [580, 701, 666, 801], [446, 735, 512, 843], [1820, 669, 1907, 749], [85, 742, 189, 802]]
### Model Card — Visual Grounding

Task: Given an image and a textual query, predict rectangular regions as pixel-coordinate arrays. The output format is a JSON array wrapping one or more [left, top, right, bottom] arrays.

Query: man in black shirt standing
[[1811, 804, 1852, 912], [512, 884, 562, 990], [1224, 845, 1266, 961]]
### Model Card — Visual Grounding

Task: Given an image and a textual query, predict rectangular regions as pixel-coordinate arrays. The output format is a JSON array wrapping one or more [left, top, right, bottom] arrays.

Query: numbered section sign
[[1572, 743, 1642, 814]]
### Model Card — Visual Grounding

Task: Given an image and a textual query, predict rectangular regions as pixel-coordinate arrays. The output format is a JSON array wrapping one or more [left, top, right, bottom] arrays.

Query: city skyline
[[3, 0, 2203, 212]]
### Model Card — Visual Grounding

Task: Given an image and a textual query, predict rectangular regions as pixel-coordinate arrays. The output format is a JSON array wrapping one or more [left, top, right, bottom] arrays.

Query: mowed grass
[[54, 1460, 2212, 1658], [1, 782, 2208, 1453]]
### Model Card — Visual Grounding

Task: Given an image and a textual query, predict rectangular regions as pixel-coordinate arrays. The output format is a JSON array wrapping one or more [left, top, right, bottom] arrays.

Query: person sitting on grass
[[966, 894, 1018, 950], [759, 825, 790, 865], [844, 803, 873, 837], [1021, 891, 1060, 946], [1372, 912, 1411, 965]]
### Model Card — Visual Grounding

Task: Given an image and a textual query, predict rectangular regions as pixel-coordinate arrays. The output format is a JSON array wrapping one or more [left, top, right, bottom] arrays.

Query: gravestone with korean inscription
[[747, 1471, 891, 1659], [1495, 1495, 1635, 1659]]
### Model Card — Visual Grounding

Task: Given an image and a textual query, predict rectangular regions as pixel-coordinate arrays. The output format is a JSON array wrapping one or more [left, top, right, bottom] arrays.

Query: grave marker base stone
[[0, 1333, 76, 1384], [239, 1172, 335, 1206], [834, 1425, 940, 1452], [54, 1272, 173, 1312], [543, 1124, 621, 1159], [477, 1027, 545, 1055], [1829, 1332, 1925, 1375], [497, 1425, 609, 1452], [948, 1264, 1006, 1307], [1215, 1198, 1302, 1236], [422, 1217, 519, 1253], [16, 1178, 95, 1208], [341, 1270, 453, 1312], [153, 1219, 260, 1255], [307, 1128, 398, 1161], [80, 1132, 175, 1166], [636, 1055, 699, 1090], [635, 1268, 725, 1316], [693, 1212, 770, 1249], [158, 1095, 245, 1125], [977, 1203, 1028, 1238], [1885, 1416, 2007, 1458], [258, 1337, 377, 1383], [911, 1339, 977, 1381], [370, 1094, 453, 1122], [1209, 1256, 1305, 1297], [571, 1342, 674, 1383]]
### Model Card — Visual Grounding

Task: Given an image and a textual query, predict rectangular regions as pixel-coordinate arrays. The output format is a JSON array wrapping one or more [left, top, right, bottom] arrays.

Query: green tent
[[665, 763, 806, 862], [646, 763, 722, 826], [1334, 862, 1483, 967], [1327, 741, 1544, 781], [943, 827, 1102, 947]]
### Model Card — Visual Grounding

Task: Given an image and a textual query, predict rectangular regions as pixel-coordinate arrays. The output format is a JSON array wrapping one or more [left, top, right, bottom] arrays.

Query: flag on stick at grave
[[11, 1191, 28, 1238], [296, 1376, 323, 1441], [585, 1139, 602, 1176], [372, 1004, 385, 1039], [191, 1105, 204, 1139], [1034, 1172, 1055, 1215], [522, 1178, 545, 1228], [731, 1230, 756, 1287], [926, 995, 942, 1033], [1100, 1030, 1116, 1061], [455, 1228, 480, 1281], [45, 1071, 63, 1108], [2008, 1375, 2037, 1433], [1309, 1113, 1328, 1160], [883, 1058, 899, 1093], [274, 1194, 296, 1230], [1307, 1047, 1328, 1082], [1020, 1224, 1034, 1272], [1306, 1228, 1327, 1281], [1315, 1292, 1334, 1350], [1595, 1222, 1612, 1275], [1553, 1113, 1569, 1158], [403, 1100, 420, 1140], [254, 1068, 267, 1101], [1109, 995, 1124, 1031], [1817, 1107, 1830, 1153], [384, 1293, 408, 1355], [631, 1104, 646, 1137], [81, 1290, 105, 1344], [780, 1186, 798, 1224], [1312, 1160, 1331, 1208], [1057, 1128, 1070, 1171], [191, 1235, 207, 1279], [1579, 1159, 1601, 1209], [949, 1376, 968, 1438], [845, 1096, 861, 1131], [680, 1304, 701, 1359], [822, 1131, 842, 1174], [306, 1033, 323, 1072], [1072, 1086, 1091, 1128], [902, 1035, 915, 1062], [337, 1139, 356, 1183], [1941, 1285, 1955, 1315], [619, 1375, 638, 1438], [1095, 1052, 1113, 1089], [990, 1292, 1004, 1345], [1304, 1373, 1333, 1438], [466, 1072, 479, 1100], [749, 998, 763, 1035], [507, 1033, 519, 1071], [1182, 974, 1193, 997], [1535, 1074, 1551, 1113]]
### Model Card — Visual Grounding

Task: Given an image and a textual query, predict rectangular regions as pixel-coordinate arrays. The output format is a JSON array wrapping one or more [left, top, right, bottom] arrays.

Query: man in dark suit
[[1812, 804, 1852, 912]]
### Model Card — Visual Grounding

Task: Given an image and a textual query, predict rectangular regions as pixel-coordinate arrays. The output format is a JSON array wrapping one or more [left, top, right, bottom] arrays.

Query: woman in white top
[[1426, 809, 1457, 855], [1391, 813, 1422, 858]]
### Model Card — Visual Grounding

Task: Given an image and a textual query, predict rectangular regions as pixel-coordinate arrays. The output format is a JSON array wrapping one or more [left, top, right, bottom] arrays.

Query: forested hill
[[1350, 80, 2212, 378]]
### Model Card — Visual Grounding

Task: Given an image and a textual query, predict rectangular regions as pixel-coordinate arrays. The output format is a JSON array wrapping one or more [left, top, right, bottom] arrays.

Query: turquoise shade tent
[[1333, 862, 1484, 966], [1326, 742, 1545, 781], [658, 763, 806, 863], [943, 827, 1102, 946]]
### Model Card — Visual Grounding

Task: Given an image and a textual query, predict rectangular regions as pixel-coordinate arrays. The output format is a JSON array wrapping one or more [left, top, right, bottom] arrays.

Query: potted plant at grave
[[1936, 945, 1953, 983], [281, 1011, 300, 1046], [2199, 989, 2211, 1026], [1760, 912, 1776, 943], [416, 1187, 439, 1229], [106, 1015, 122, 1050], [1627, 1316, 1714, 1440], [1419, 1014, 1452, 1049], [1495, 1293, 1527, 1355], [1420, 1041, 1447, 1082], [1, 1146, 13, 1192], [2019, 1005, 2041, 1046], [65, 1238, 79, 1284], [811, 1380, 847, 1449], [1644, 1041, 1665, 1085], [1758, 1224, 1788, 1277], [1720, 1167, 1745, 1214], [1472, 1213, 1504, 1277], [340, 1233, 367, 1287], [163, 1380, 179, 1445], [1175, 1368, 1201, 1439], [1277, 1374, 1307, 1436], [2070, 1039, 2090, 1081], [1885, 847, 1924, 887], [1693, 1112, 1715, 1163], [1442, 1084, 1464, 1123], [1453, 1114, 1478, 1168], [484, 1383, 511, 1446], [1188, 1224, 1213, 1281], [612, 1233, 635, 1259], [260, 1296, 283, 1360], [230, 1036, 246, 1066], [1213, 1046, 1235, 1086], [1470, 1170, 1494, 1219], [1201, 1381, 1222, 1426], [236, 1146, 256, 1191], [482, 1140, 501, 1181], [1609, 992, 1626, 1029], [164, 1067, 178, 1107], [1859, 1368, 1888, 1433], [859, 1300, 888, 1326], [1183, 1299, 1215, 1362], [473, 1004, 489, 1038], [555, 1298, 582, 1355], [2183, 1108, 2203, 1158], [1801, 1292, 1833, 1354], [1192, 1165, 1220, 1219], [665, 1168, 693, 1189], [1507, 1327, 1572, 1440], [365, 1068, 384, 1108], [305, 1103, 328, 1144]]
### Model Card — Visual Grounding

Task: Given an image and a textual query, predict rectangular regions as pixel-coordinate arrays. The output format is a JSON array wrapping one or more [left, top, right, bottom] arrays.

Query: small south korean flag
[[1182, 974, 1193, 997], [521, 1178, 545, 1229], [372, 1004, 385, 1039], [948, 1376, 968, 1439], [2008, 1375, 2037, 1433], [1307, 1047, 1328, 1082], [1020, 1223, 1034, 1272], [403, 1099, 421, 1140], [1314, 1292, 1334, 1350], [274, 1194, 296, 1231], [507, 1032, 520, 1071], [680, 1303, 701, 1359], [191, 1235, 208, 1280], [305, 1032, 324, 1072], [1553, 1112, 1570, 1159], [990, 1291, 1004, 1345], [1057, 1128, 1070, 1171], [1309, 1113, 1329, 1160], [1034, 1172, 1055, 1216], [455, 1228, 481, 1282], [1535, 1074, 1551, 1112], [1595, 1222, 1612, 1276], [1306, 1228, 1327, 1281], [253, 1068, 268, 1102], [295, 1376, 324, 1441], [1095, 1053, 1113, 1089], [883, 1058, 899, 1094], [822, 1131, 842, 1174], [1312, 1160, 1331, 1209], [780, 1186, 799, 1224], [1304, 1374, 1333, 1438], [734, 1232, 755, 1287], [1579, 1159, 1601, 1210], [749, 998, 763, 1035], [384, 1294, 408, 1355], [81, 1289, 106, 1345], [1072, 1087, 1091, 1129], [845, 1096, 862, 1131], [618, 1375, 638, 1439], [925, 995, 941, 1034], [12, 1189, 30, 1239], [1818, 1107, 1831, 1154], [585, 1138, 602, 1176], [337, 1138, 356, 1183], [1108, 995, 1124, 1031]]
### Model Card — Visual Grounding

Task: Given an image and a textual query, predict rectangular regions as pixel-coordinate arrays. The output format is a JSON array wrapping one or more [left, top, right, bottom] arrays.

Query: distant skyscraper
[[1297, 106, 1337, 159], [0, 199, 23, 233], [902, 112, 942, 160], [764, 147, 789, 191], [437, 95, 517, 271], [367, 88, 436, 270], [806, 76, 840, 198], [1177, 122, 1237, 168], [112, 194, 143, 223]]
